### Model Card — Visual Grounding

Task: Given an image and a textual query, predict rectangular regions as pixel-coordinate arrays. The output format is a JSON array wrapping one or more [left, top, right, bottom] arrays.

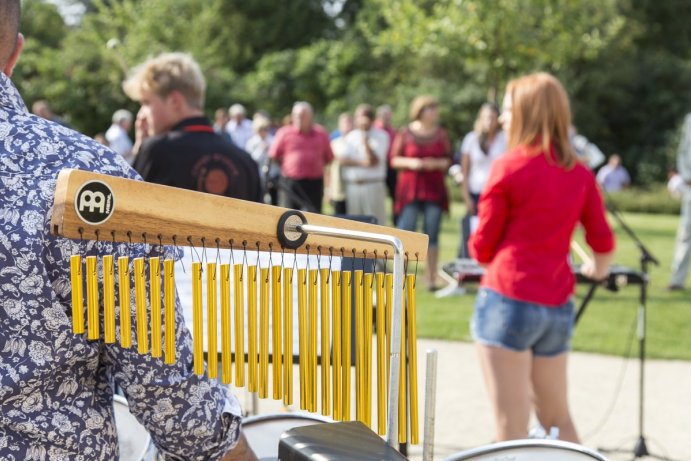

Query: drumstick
[[570, 241, 592, 265]]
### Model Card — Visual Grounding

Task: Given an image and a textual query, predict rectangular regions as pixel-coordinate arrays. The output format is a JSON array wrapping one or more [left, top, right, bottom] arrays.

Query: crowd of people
[[3, 0, 690, 457]]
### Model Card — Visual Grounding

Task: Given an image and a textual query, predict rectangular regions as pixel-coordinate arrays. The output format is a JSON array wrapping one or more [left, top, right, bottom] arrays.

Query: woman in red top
[[391, 95, 452, 290], [468, 73, 615, 442]]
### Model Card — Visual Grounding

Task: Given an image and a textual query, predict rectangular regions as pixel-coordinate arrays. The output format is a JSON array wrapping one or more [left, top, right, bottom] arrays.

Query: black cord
[[582, 307, 639, 441]]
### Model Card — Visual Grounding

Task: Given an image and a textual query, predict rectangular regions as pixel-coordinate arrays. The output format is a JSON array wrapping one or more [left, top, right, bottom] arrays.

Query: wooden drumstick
[[571, 240, 592, 265]]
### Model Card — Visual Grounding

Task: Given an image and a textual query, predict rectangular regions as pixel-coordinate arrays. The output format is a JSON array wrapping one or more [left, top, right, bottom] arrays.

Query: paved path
[[248, 339, 691, 460], [408, 339, 691, 461]]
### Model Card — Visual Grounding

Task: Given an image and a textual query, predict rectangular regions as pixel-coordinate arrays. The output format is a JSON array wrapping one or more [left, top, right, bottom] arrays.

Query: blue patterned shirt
[[0, 73, 242, 460]]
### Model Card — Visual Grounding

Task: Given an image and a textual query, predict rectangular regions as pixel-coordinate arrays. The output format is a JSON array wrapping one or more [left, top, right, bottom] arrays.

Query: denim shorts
[[471, 288, 575, 357]]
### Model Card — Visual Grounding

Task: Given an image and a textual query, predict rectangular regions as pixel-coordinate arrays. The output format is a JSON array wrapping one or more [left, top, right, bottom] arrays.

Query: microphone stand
[[599, 198, 668, 460]]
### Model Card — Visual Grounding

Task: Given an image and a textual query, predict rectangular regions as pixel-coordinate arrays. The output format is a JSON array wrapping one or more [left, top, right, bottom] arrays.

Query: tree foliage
[[13, 0, 691, 183]]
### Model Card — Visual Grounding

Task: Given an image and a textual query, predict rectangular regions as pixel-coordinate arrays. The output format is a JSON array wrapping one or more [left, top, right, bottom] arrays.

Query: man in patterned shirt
[[0, 2, 257, 459]]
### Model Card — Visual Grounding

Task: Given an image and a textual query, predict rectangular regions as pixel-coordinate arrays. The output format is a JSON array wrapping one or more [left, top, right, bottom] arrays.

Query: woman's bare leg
[[531, 352, 579, 443], [476, 343, 532, 441]]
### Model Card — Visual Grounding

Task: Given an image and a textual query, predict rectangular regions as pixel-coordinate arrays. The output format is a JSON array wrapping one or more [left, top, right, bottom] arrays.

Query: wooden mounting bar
[[50, 169, 429, 260]]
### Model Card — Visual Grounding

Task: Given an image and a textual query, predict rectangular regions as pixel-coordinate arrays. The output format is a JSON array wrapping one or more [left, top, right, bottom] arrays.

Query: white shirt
[[105, 123, 133, 163], [461, 130, 506, 194], [329, 136, 348, 200], [337, 127, 389, 182], [678, 114, 691, 182], [225, 118, 254, 150], [571, 133, 605, 169], [245, 133, 273, 167]]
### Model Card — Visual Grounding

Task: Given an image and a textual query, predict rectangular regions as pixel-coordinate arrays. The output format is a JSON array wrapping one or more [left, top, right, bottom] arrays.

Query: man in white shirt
[[105, 108, 134, 163], [670, 114, 691, 290], [335, 104, 389, 225], [225, 103, 254, 149]]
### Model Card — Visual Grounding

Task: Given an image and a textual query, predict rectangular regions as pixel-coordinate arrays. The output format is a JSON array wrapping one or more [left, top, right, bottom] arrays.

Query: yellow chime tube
[[133, 257, 147, 354], [234, 264, 245, 387], [259, 267, 270, 399], [272, 265, 282, 400], [85, 255, 99, 340], [406, 274, 419, 445], [297, 268, 308, 410], [354, 270, 364, 423], [118, 256, 132, 349], [207, 263, 218, 379], [308, 269, 318, 413], [331, 270, 342, 421], [342, 270, 352, 421], [65, 247, 422, 445], [192, 261, 203, 375], [164, 259, 175, 364], [283, 267, 293, 405], [103, 255, 115, 344], [220, 264, 232, 384], [70, 255, 84, 334], [320, 268, 330, 416], [247, 265, 257, 392], [150, 257, 161, 358], [364, 272, 374, 428], [398, 281, 407, 445]]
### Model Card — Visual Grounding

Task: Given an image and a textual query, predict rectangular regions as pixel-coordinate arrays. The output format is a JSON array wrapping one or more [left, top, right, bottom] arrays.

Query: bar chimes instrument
[[50, 169, 428, 447]]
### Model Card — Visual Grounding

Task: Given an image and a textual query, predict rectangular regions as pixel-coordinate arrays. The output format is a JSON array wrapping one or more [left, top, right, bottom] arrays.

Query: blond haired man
[[125, 52, 261, 201]]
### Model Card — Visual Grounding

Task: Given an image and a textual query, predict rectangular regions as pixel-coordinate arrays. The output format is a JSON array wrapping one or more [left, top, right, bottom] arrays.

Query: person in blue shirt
[[0, 2, 256, 459]]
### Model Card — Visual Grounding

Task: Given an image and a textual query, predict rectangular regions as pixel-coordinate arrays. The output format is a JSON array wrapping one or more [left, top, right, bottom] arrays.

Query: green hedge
[[605, 185, 681, 215]]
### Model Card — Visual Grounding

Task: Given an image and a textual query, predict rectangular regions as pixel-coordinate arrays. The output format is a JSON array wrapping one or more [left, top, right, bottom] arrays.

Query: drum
[[443, 439, 609, 461], [242, 413, 333, 461], [113, 394, 155, 461]]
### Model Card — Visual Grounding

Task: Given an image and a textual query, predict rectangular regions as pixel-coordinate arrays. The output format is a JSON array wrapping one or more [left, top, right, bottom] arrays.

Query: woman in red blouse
[[391, 95, 452, 290], [469, 73, 615, 442]]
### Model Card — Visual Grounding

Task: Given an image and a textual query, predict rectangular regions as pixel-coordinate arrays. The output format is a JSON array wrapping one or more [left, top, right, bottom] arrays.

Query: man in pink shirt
[[270, 101, 333, 213]]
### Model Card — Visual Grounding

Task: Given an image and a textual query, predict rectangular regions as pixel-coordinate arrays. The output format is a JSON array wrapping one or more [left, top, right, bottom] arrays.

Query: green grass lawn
[[414, 200, 690, 360]]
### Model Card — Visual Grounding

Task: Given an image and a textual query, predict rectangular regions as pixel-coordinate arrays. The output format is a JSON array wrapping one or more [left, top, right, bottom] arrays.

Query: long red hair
[[506, 72, 577, 169]]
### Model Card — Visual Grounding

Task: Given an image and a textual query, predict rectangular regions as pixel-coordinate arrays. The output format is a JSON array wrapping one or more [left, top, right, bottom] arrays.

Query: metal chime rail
[[50, 169, 428, 449]]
